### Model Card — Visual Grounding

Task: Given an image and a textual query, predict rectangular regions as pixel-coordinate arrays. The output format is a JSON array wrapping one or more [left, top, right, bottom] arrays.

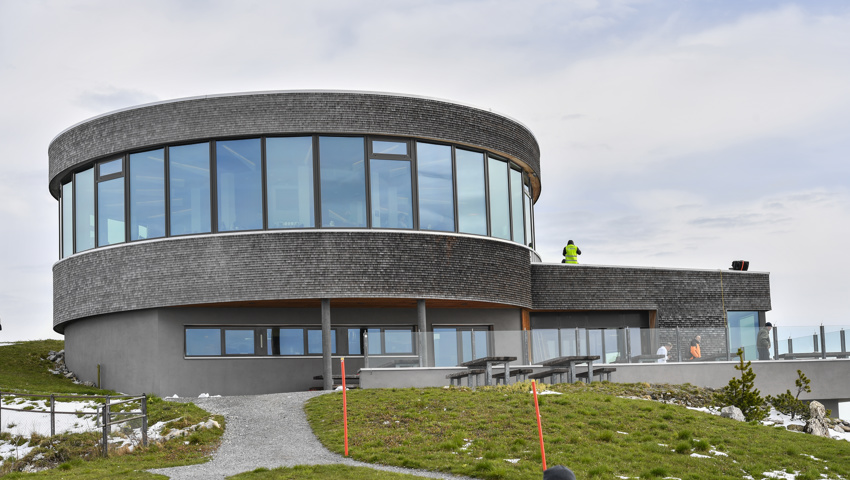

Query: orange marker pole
[[532, 380, 547, 470], [341, 357, 349, 456]]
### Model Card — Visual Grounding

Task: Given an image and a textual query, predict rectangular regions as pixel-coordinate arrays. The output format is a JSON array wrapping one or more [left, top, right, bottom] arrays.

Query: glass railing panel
[[823, 326, 848, 354]]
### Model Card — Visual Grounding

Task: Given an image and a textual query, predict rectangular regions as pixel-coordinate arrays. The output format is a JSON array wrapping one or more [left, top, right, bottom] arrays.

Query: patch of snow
[[535, 390, 562, 395], [762, 470, 799, 479], [504, 458, 520, 463], [690, 453, 711, 458], [710, 449, 728, 457], [800, 453, 822, 461], [617, 431, 629, 434]]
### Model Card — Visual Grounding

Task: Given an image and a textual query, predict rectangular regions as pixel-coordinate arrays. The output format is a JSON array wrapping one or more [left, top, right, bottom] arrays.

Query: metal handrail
[[0, 391, 147, 457]]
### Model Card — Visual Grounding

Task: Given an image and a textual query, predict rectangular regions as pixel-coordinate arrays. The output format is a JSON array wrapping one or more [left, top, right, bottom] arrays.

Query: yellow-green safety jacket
[[564, 244, 579, 264]]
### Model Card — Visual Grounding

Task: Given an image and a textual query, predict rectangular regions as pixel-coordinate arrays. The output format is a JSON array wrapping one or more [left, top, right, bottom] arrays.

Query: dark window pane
[[62, 182, 73, 257], [186, 329, 221, 356], [370, 159, 413, 229], [510, 168, 524, 244], [216, 139, 262, 232], [224, 329, 255, 355], [416, 142, 454, 232], [266, 137, 315, 228], [99, 159, 122, 177], [279, 328, 305, 355], [524, 178, 533, 248], [488, 157, 510, 240], [319, 137, 366, 228], [456, 149, 486, 235], [97, 177, 125, 246], [348, 329, 361, 355], [74, 168, 95, 252], [130, 149, 166, 240], [307, 329, 337, 354], [367, 328, 382, 355], [169, 143, 211, 235], [373, 140, 407, 155]]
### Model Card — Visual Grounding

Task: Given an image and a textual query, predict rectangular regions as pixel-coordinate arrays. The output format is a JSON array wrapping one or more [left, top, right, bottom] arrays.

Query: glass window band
[[58, 135, 535, 258]]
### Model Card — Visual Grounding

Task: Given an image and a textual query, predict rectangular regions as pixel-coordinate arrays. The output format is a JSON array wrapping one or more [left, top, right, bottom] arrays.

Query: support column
[[418, 300, 428, 367], [322, 299, 332, 391]]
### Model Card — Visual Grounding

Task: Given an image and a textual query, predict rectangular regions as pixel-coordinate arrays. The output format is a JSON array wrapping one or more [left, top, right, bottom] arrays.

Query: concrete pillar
[[322, 299, 332, 391], [418, 300, 428, 367]]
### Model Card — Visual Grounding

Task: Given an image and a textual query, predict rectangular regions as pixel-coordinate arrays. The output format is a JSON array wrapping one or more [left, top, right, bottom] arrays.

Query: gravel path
[[147, 391, 477, 480]]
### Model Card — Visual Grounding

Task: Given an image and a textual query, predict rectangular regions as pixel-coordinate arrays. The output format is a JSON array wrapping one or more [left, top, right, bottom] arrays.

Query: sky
[[1, 0, 849, 342]]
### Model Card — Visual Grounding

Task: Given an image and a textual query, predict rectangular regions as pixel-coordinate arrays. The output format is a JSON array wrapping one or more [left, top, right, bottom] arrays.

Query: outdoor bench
[[492, 368, 534, 384], [527, 368, 570, 384], [446, 369, 485, 387], [574, 367, 617, 382]]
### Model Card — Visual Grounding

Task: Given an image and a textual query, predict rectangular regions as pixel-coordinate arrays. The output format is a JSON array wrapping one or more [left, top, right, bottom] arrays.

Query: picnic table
[[539, 355, 600, 383], [460, 356, 517, 386]]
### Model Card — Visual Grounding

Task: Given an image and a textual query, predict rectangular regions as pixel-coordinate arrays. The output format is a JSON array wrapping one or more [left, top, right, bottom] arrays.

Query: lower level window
[[225, 329, 255, 355], [186, 329, 222, 356]]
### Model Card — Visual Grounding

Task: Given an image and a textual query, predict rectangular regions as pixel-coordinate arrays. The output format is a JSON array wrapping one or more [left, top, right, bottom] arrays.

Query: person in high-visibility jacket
[[562, 240, 581, 264]]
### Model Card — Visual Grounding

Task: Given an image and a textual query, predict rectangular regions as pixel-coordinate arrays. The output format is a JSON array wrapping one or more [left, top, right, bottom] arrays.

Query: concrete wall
[[360, 360, 850, 413], [63, 306, 522, 396]]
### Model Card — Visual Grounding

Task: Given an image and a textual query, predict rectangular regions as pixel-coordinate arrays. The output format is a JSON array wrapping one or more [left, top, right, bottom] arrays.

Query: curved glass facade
[[58, 135, 535, 258]]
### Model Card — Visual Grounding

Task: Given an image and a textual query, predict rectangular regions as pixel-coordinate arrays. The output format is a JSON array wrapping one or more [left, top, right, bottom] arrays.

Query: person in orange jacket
[[689, 335, 701, 360]]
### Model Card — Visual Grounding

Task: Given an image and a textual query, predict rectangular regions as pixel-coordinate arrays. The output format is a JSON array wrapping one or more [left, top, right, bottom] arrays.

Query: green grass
[[305, 381, 850, 480], [0, 340, 104, 395], [0, 340, 224, 478]]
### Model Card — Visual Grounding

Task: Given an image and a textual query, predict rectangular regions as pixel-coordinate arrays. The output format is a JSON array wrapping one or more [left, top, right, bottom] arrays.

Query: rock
[[804, 401, 830, 437], [786, 424, 805, 432], [841, 425, 850, 433], [721, 406, 745, 422]]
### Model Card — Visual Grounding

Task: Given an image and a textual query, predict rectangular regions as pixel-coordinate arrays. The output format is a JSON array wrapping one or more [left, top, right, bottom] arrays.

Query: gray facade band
[[53, 231, 534, 331]]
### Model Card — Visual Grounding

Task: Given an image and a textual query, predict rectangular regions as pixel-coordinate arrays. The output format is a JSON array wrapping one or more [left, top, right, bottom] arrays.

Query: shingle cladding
[[53, 231, 533, 331], [48, 91, 540, 196], [530, 264, 771, 328]]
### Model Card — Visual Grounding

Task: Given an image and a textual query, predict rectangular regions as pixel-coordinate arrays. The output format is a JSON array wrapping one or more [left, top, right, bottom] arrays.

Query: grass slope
[[1, 341, 224, 479], [0, 340, 102, 395], [305, 382, 850, 480]]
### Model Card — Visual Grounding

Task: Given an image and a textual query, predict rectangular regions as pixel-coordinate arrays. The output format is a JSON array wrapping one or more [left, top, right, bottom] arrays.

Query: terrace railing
[[357, 325, 849, 368]]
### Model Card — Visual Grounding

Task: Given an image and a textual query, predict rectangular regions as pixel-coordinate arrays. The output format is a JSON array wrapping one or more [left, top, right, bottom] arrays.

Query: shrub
[[767, 369, 811, 420], [717, 348, 768, 422]]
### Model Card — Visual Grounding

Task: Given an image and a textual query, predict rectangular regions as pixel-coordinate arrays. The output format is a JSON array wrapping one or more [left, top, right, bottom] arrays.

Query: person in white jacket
[[656, 342, 673, 363]]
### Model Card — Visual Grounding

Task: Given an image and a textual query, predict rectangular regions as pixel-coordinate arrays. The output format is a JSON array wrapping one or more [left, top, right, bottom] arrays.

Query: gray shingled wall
[[530, 264, 771, 328], [53, 231, 534, 331], [48, 91, 540, 196]]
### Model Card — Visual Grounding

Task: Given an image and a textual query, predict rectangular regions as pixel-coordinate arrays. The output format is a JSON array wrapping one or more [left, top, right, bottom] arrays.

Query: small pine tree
[[719, 348, 768, 422], [767, 369, 813, 420]]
